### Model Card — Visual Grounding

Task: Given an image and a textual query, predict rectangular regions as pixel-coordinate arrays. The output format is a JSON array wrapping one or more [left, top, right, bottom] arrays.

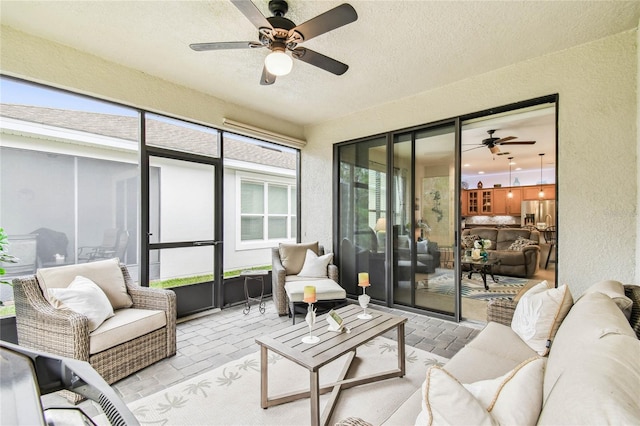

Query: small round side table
[[241, 269, 268, 314]]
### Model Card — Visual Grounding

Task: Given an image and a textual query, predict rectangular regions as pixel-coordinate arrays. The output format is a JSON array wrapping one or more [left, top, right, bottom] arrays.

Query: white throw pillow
[[511, 281, 573, 355], [417, 357, 545, 426], [297, 249, 333, 278], [418, 366, 495, 425], [48, 275, 115, 332], [464, 357, 545, 425]]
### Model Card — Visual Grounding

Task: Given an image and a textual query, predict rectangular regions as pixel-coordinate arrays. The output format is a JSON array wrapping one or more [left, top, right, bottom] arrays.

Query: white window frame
[[236, 171, 296, 250]]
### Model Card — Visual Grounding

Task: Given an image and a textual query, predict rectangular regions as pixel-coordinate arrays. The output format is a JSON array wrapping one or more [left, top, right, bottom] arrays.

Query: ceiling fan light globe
[[489, 145, 500, 154], [265, 51, 293, 76]]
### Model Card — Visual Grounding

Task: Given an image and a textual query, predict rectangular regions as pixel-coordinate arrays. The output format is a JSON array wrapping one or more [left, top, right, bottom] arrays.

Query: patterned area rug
[[93, 337, 448, 426], [420, 270, 528, 301]]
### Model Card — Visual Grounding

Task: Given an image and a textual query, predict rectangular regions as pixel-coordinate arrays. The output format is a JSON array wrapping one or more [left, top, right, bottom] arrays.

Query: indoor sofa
[[377, 280, 640, 425], [461, 227, 540, 278]]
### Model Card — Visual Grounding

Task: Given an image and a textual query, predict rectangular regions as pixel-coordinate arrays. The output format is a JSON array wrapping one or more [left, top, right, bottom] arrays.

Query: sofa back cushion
[[463, 228, 498, 250], [278, 241, 319, 276], [37, 257, 133, 310], [496, 228, 539, 250], [543, 291, 636, 401], [538, 333, 640, 425]]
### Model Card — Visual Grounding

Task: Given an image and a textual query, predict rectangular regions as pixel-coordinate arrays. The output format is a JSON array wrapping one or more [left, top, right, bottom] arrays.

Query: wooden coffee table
[[255, 304, 407, 426]]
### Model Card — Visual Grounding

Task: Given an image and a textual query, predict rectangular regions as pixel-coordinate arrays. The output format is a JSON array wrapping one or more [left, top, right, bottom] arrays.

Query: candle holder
[[358, 286, 372, 320], [301, 303, 320, 344]]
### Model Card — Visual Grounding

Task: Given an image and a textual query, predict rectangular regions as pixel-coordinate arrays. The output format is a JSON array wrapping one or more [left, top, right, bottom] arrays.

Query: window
[[238, 173, 296, 248]]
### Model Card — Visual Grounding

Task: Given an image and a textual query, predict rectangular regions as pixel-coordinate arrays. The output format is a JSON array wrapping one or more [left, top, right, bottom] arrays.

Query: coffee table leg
[[310, 371, 320, 426], [260, 345, 268, 409], [480, 267, 489, 290], [397, 323, 406, 377]]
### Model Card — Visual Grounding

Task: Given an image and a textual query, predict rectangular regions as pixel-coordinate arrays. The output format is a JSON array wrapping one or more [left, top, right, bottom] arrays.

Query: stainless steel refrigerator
[[521, 200, 556, 229]]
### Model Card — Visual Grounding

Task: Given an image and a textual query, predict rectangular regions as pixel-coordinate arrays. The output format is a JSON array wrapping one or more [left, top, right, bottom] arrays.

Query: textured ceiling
[[2, 0, 639, 129], [1, 1, 639, 177]]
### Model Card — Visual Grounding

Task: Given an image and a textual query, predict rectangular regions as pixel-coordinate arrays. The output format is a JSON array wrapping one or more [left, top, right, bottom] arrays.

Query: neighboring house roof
[[0, 103, 296, 170]]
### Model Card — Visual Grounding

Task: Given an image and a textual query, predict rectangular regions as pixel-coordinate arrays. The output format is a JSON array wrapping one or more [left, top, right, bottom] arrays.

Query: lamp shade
[[264, 50, 293, 76]]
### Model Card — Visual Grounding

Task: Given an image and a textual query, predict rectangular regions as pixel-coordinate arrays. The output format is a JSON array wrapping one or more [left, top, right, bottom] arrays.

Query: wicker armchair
[[272, 243, 339, 316], [13, 263, 176, 403]]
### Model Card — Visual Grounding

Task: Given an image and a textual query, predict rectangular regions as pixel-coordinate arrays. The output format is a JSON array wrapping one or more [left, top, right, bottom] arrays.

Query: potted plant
[[0, 227, 19, 306]]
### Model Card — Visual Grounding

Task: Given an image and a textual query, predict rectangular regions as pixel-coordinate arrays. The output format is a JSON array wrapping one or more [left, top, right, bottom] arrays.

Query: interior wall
[[304, 29, 638, 297]]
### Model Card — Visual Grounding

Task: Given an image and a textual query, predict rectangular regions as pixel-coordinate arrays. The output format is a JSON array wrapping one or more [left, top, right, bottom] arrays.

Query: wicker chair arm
[[13, 275, 90, 360], [486, 298, 518, 326], [328, 264, 339, 282], [126, 283, 176, 312]]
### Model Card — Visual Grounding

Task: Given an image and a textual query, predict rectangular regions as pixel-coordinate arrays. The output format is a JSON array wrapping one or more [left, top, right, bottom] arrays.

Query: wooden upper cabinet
[[493, 187, 522, 215], [522, 184, 555, 200], [465, 189, 493, 215]]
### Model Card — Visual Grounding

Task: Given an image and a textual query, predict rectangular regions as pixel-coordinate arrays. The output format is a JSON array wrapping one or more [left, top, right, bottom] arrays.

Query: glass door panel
[[392, 123, 458, 318], [336, 137, 388, 302]]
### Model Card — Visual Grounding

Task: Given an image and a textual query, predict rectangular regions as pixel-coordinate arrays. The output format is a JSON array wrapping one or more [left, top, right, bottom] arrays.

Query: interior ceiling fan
[[190, 0, 358, 85], [464, 129, 536, 155]]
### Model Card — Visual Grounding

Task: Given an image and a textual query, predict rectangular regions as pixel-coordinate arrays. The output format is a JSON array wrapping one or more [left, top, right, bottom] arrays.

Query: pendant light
[[538, 153, 545, 198], [507, 157, 514, 198]]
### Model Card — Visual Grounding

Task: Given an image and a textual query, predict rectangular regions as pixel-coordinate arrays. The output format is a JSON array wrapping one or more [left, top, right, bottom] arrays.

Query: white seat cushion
[[285, 279, 346, 302], [89, 308, 166, 354]]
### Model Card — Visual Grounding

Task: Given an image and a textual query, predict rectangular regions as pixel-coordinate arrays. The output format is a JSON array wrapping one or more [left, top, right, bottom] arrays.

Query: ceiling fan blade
[[260, 66, 276, 85], [499, 140, 537, 145], [290, 3, 357, 43], [463, 146, 486, 152], [230, 0, 273, 32], [292, 47, 348, 75], [495, 136, 517, 143], [190, 41, 264, 51]]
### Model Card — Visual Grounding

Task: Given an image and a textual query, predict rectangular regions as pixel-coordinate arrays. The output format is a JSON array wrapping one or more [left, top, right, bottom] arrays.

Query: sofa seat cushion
[[538, 333, 640, 425], [90, 308, 166, 355], [444, 322, 537, 384], [284, 279, 346, 302], [37, 257, 133, 309], [490, 250, 526, 266], [543, 291, 636, 400]]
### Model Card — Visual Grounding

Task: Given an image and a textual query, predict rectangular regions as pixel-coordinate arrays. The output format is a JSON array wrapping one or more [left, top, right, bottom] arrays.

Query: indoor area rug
[[93, 337, 447, 426], [421, 270, 529, 301]]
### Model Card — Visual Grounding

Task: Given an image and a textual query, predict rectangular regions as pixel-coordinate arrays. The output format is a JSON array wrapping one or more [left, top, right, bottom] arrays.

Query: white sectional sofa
[[378, 281, 640, 425]]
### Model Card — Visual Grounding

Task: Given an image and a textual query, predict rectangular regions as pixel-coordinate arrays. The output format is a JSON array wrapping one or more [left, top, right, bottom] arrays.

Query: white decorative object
[[358, 290, 372, 320], [326, 309, 344, 332], [301, 303, 320, 344]]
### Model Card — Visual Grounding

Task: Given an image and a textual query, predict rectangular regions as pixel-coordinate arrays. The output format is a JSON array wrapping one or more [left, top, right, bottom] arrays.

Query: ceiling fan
[[189, 0, 358, 85], [464, 129, 536, 155]]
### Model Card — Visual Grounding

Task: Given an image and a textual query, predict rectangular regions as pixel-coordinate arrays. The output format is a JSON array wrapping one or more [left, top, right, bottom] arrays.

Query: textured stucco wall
[[303, 29, 638, 297]]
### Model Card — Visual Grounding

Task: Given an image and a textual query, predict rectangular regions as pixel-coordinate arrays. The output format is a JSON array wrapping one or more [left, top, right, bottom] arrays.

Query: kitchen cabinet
[[493, 187, 522, 215], [466, 189, 493, 215], [522, 184, 555, 200]]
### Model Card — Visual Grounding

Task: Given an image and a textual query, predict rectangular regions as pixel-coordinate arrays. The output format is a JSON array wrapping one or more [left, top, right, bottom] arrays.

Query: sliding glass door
[[392, 122, 459, 319]]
